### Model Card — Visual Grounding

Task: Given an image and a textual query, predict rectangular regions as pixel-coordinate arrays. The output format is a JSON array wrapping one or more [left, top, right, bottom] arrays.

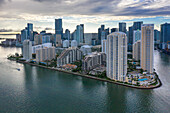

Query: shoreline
[[14, 60, 162, 90]]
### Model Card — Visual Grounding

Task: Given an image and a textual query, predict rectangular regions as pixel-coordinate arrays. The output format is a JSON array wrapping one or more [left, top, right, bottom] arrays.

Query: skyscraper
[[133, 21, 143, 30], [80, 24, 84, 41], [98, 25, 109, 45], [127, 21, 143, 52], [65, 29, 70, 40], [133, 30, 141, 61], [160, 23, 170, 49], [119, 22, 126, 33], [102, 40, 107, 54], [141, 24, 154, 73], [55, 19, 63, 39], [133, 30, 141, 43], [27, 23, 33, 41], [107, 32, 127, 82], [111, 28, 118, 33], [133, 40, 141, 61], [128, 26, 133, 51], [154, 30, 160, 45], [76, 25, 83, 45], [98, 28, 101, 44], [23, 40, 32, 60], [21, 29, 27, 43]]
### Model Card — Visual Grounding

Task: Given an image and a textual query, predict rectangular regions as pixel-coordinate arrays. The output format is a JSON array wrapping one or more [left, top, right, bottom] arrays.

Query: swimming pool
[[138, 78, 148, 81]]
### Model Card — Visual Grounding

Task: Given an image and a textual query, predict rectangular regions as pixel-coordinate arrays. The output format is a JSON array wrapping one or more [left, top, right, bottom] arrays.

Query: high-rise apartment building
[[160, 23, 170, 49], [23, 40, 32, 60], [102, 40, 107, 54], [133, 40, 141, 61], [106, 32, 127, 81], [36, 47, 55, 62], [82, 52, 106, 72], [57, 47, 82, 67], [141, 24, 154, 73]]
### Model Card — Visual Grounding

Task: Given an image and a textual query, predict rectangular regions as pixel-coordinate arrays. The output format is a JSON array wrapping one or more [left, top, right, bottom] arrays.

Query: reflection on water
[[0, 47, 170, 113]]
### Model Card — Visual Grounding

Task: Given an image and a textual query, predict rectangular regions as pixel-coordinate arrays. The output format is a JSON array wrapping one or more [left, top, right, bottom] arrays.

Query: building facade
[[141, 24, 154, 73], [23, 40, 32, 60], [63, 40, 69, 48], [102, 40, 107, 54], [106, 32, 127, 82], [36, 47, 55, 62], [71, 40, 78, 48], [160, 23, 170, 49], [133, 40, 141, 61], [82, 52, 106, 72], [133, 30, 141, 43], [55, 19, 63, 39], [57, 47, 82, 67], [80, 45, 92, 55], [119, 22, 126, 33]]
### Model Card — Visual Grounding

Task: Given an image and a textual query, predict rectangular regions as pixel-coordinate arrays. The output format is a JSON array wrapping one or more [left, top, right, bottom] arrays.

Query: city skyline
[[0, 0, 170, 34]]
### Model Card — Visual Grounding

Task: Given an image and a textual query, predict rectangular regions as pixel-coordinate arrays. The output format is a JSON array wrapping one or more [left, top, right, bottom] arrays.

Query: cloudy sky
[[0, 0, 170, 34]]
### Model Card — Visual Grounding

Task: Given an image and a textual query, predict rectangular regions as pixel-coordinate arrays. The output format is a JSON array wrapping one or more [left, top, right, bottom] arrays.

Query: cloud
[[0, 29, 13, 32], [45, 27, 53, 30], [0, 0, 169, 33]]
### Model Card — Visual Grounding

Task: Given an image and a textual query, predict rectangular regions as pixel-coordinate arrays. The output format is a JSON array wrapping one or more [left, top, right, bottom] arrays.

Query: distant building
[[154, 30, 160, 45], [57, 47, 82, 67], [23, 40, 32, 60], [55, 34, 62, 47], [34, 34, 42, 45], [119, 22, 126, 33], [80, 24, 84, 41], [63, 40, 69, 48], [102, 40, 107, 54], [128, 26, 133, 51], [128, 21, 143, 52], [42, 35, 51, 44], [111, 28, 118, 33], [71, 40, 78, 48], [133, 30, 141, 43], [82, 52, 106, 72], [27, 23, 33, 41], [133, 21, 143, 30], [107, 32, 127, 82], [16, 34, 21, 46], [141, 24, 154, 73], [55, 19, 63, 39], [32, 43, 52, 54], [80, 45, 92, 55], [36, 47, 55, 62], [160, 23, 170, 49], [98, 25, 109, 45], [84, 33, 98, 45], [72, 30, 77, 40], [133, 40, 141, 61], [76, 25, 84, 45], [65, 29, 70, 40], [21, 29, 28, 43]]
